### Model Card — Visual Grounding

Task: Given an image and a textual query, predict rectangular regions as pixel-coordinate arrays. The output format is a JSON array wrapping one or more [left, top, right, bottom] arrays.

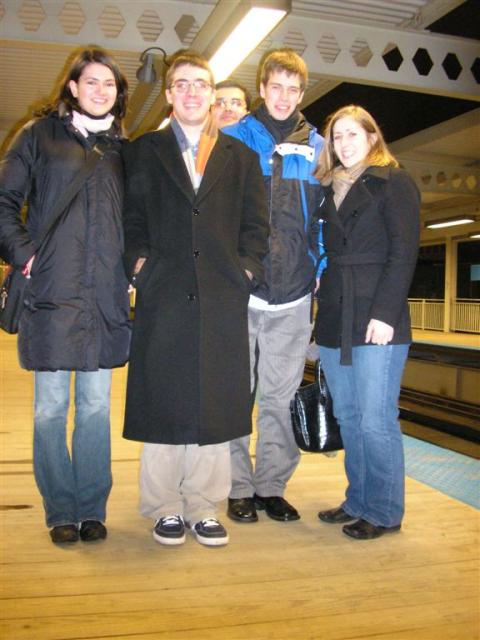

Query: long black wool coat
[[122, 126, 269, 445], [315, 165, 420, 364]]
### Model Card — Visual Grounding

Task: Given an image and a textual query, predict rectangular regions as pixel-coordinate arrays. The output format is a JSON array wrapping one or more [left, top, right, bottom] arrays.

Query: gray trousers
[[139, 443, 231, 525], [229, 297, 312, 498]]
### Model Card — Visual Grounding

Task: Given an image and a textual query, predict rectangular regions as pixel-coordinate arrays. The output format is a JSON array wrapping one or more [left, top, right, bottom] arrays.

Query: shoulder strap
[[32, 144, 104, 252]]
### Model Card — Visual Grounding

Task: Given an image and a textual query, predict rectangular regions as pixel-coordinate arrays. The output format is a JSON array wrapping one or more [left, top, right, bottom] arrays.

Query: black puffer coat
[[0, 113, 131, 371]]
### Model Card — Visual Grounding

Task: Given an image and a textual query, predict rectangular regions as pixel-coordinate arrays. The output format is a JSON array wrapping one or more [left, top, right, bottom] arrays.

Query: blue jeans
[[319, 344, 409, 527], [33, 370, 113, 527]]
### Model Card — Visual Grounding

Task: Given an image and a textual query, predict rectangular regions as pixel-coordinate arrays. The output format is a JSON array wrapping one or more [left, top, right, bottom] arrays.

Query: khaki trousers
[[139, 442, 231, 525]]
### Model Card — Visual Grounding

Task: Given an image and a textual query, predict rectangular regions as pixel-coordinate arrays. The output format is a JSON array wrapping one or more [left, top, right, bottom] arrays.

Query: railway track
[[303, 341, 480, 445]]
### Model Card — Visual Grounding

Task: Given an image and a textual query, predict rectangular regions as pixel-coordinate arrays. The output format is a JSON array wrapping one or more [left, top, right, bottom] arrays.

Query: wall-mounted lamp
[[425, 216, 475, 230], [136, 47, 169, 84], [206, 0, 291, 82]]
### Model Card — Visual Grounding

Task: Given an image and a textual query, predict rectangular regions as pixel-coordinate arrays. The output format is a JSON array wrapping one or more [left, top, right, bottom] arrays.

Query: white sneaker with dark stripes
[[191, 518, 229, 546], [153, 515, 186, 545]]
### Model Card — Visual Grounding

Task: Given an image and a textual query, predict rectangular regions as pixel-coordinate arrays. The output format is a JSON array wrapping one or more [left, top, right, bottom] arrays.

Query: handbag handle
[[315, 359, 330, 406], [32, 144, 104, 253]]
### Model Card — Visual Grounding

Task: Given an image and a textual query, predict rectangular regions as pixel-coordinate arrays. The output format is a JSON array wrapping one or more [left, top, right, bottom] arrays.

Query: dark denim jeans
[[33, 370, 112, 527], [319, 344, 409, 527]]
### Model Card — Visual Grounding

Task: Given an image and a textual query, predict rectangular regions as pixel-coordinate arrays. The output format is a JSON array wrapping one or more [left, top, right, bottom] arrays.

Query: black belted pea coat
[[122, 126, 269, 446], [315, 165, 420, 364]]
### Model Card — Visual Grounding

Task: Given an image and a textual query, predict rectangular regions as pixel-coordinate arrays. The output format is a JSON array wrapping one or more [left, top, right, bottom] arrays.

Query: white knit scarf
[[71, 110, 115, 138]]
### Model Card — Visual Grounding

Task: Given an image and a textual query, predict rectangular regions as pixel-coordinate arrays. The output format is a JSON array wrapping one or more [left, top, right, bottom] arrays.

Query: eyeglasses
[[169, 79, 212, 94], [214, 98, 246, 110]]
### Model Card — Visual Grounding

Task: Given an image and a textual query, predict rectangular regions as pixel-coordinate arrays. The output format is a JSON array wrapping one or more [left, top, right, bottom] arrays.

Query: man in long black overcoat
[[122, 51, 269, 547]]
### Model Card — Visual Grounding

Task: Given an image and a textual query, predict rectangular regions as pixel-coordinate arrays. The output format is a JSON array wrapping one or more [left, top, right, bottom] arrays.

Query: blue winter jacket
[[224, 112, 325, 304]]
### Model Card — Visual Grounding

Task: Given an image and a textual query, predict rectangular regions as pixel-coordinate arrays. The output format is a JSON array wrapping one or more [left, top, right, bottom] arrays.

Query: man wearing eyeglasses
[[212, 80, 251, 129], [223, 48, 325, 525], [122, 51, 269, 549]]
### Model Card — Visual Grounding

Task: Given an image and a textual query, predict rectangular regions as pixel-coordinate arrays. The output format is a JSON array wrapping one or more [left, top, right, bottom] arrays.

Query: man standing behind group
[[212, 80, 251, 128], [224, 48, 325, 524], [122, 51, 269, 547]]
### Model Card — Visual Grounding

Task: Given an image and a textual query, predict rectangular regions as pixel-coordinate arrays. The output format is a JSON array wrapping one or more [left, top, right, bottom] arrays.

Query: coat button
[[192, 208, 200, 216], [343, 238, 347, 245], [193, 250, 200, 258], [188, 294, 196, 301]]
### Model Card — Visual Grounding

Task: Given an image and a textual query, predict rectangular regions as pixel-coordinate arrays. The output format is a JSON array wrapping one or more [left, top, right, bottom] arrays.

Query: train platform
[[412, 329, 480, 350], [0, 330, 478, 640]]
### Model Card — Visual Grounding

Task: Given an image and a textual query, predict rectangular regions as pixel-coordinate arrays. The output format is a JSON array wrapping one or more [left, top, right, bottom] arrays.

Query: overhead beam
[[272, 17, 480, 102], [298, 0, 475, 107], [405, 0, 466, 29], [398, 158, 480, 197]]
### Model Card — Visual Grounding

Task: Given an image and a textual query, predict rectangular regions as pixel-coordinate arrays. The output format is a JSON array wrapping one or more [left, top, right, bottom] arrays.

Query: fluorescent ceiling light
[[425, 217, 475, 229], [469, 232, 480, 239], [209, 2, 290, 82]]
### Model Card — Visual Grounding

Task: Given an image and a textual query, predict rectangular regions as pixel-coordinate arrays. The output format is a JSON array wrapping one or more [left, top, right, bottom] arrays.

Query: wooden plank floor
[[1, 332, 479, 640]]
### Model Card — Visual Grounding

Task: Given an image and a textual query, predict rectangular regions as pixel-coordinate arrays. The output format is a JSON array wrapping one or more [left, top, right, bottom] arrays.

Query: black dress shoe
[[50, 524, 79, 544], [80, 520, 107, 542], [318, 506, 356, 524], [342, 518, 401, 540], [254, 494, 300, 521], [227, 498, 258, 523]]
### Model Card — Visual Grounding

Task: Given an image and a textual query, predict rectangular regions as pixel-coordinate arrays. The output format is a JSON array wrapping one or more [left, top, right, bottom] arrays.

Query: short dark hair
[[51, 47, 128, 124], [214, 80, 252, 111], [165, 50, 214, 89], [259, 48, 308, 90]]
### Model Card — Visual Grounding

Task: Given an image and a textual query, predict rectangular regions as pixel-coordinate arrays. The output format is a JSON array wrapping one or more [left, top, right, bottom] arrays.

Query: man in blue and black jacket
[[224, 48, 325, 524]]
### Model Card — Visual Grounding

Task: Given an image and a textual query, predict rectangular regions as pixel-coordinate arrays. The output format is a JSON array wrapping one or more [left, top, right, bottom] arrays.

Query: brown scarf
[[332, 161, 366, 209], [195, 113, 218, 177]]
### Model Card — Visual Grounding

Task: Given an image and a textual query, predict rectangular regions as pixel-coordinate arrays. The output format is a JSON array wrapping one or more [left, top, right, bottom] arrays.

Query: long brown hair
[[38, 46, 128, 127], [315, 105, 398, 184]]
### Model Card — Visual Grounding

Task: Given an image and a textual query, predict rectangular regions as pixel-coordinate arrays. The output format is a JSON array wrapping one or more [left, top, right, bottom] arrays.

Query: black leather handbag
[[290, 360, 343, 453], [0, 146, 104, 334]]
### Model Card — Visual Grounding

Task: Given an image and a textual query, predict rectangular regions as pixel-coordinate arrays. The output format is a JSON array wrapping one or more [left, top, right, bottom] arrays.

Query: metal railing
[[451, 299, 480, 333], [408, 299, 444, 331], [408, 299, 480, 333]]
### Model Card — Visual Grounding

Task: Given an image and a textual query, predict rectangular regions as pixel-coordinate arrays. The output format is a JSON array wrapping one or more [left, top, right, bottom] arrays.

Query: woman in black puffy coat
[[0, 47, 130, 544]]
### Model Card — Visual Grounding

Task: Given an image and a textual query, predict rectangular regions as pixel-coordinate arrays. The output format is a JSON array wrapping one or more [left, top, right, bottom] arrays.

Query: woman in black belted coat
[[0, 48, 130, 544], [314, 105, 420, 540]]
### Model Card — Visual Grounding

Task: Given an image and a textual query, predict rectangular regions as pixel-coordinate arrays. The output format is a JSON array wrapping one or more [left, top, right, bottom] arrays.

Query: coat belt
[[329, 252, 387, 365]]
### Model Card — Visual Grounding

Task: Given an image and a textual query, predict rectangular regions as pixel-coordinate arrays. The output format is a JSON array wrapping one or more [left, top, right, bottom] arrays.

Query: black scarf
[[254, 102, 301, 143]]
